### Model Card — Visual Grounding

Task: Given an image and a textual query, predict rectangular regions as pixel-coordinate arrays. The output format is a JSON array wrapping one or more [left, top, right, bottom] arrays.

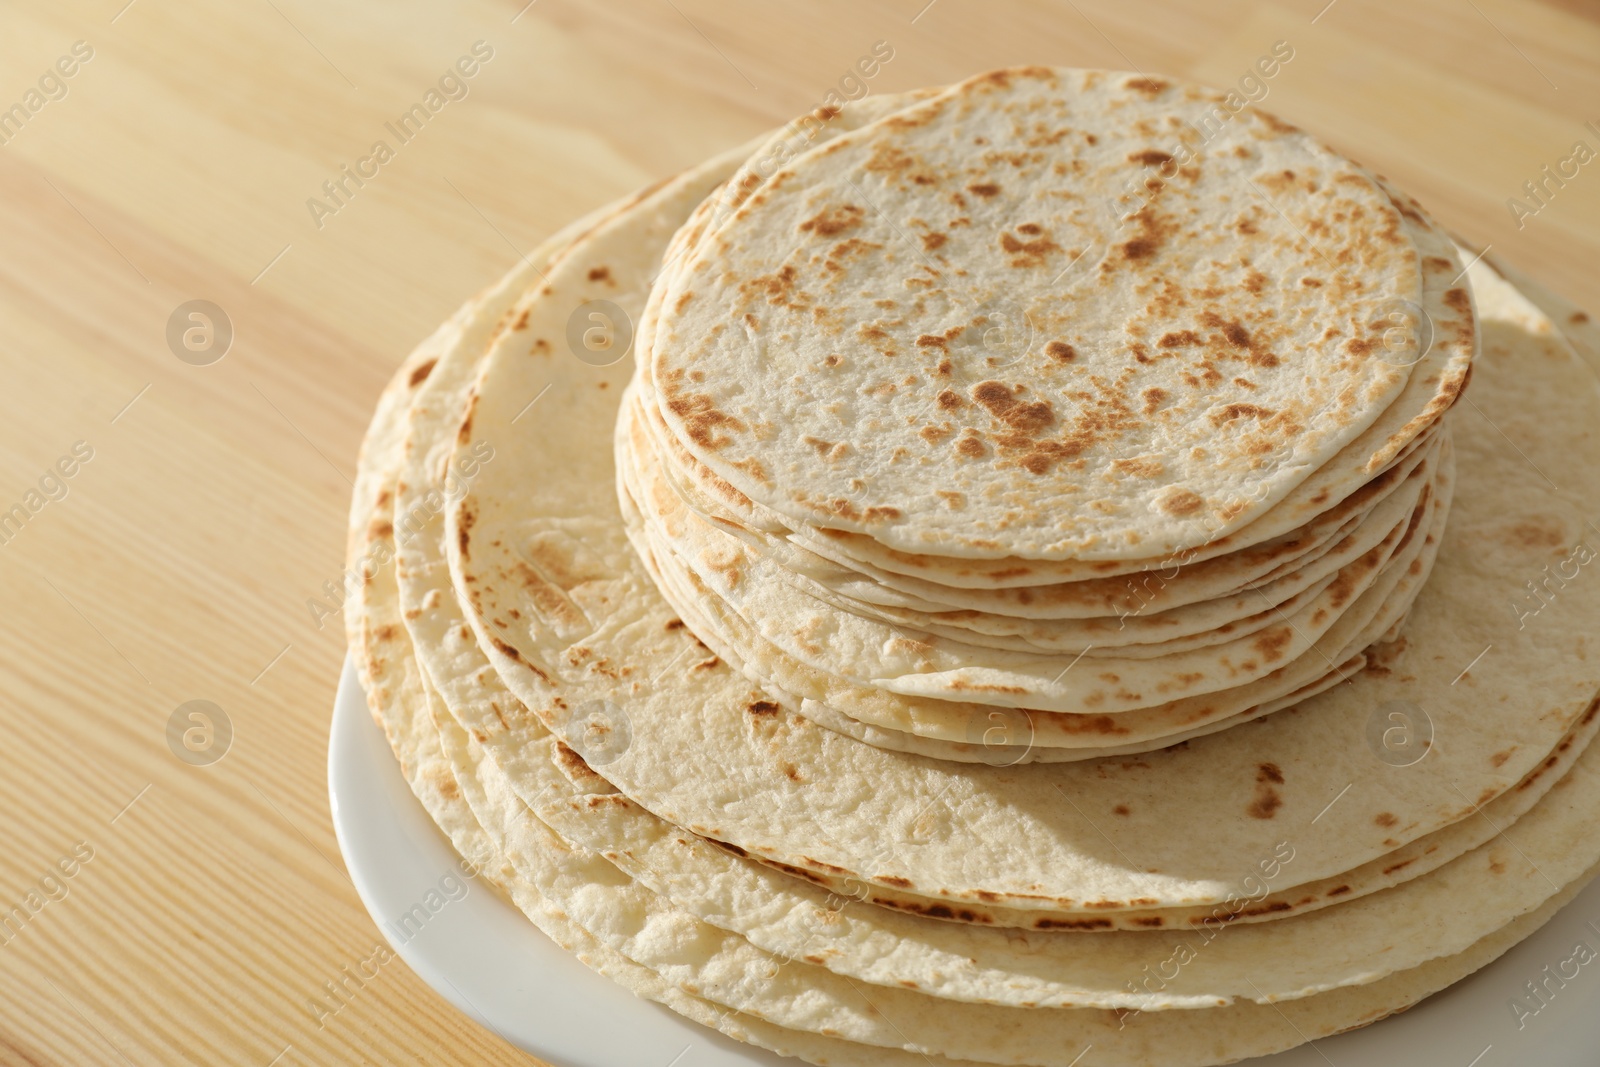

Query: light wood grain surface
[[0, 0, 1594, 1063]]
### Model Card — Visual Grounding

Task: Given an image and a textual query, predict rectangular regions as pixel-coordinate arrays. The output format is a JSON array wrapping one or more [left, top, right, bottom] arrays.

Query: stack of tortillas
[[349, 67, 1600, 1066]]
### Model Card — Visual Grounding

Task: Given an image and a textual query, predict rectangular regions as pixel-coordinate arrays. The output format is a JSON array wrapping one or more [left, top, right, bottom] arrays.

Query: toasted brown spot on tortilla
[[456, 391, 479, 445], [1000, 230, 1061, 267], [1121, 237, 1157, 261], [1239, 900, 1293, 918], [1212, 402, 1277, 427], [1248, 763, 1284, 819], [456, 499, 477, 559], [1503, 519, 1566, 548], [666, 393, 747, 450], [971, 380, 1054, 434], [489, 633, 521, 664], [1158, 487, 1204, 515], [1112, 457, 1163, 478], [409, 358, 438, 387], [799, 204, 865, 237], [1125, 76, 1169, 96], [1034, 916, 1113, 930], [1253, 628, 1292, 663]]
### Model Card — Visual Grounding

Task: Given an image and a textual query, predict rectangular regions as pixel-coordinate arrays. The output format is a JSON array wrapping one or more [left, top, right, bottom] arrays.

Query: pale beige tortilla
[[623, 422, 1449, 757], [449, 180, 1600, 914], [642, 434, 1434, 656], [635, 80, 1459, 620], [640, 341, 1442, 605], [645, 68, 1472, 564], [623, 375, 1448, 719], [360, 328, 1600, 1038], [344, 67, 1600, 1066], [350, 151, 1600, 1067], [356, 427, 1600, 1065], [356, 328, 1600, 1066], [540, 691, 1600, 943]]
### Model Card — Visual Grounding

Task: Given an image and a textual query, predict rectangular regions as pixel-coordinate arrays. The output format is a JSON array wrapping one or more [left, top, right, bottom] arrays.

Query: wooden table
[[0, 0, 1594, 1062]]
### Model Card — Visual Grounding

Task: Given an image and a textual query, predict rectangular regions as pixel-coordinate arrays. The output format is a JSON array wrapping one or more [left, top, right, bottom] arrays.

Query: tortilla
[[344, 65, 1600, 1067], [641, 425, 1436, 653], [357, 426, 1600, 1065], [358, 333, 1600, 1067], [449, 194, 1600, 913], [645, 68, 1472, 563], [625, 420, 1448, 752], [623, 381, 1448, 718]]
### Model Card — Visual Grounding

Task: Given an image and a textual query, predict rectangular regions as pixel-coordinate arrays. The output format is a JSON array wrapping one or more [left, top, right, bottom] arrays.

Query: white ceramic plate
[[330, 656, 1600, 1066]]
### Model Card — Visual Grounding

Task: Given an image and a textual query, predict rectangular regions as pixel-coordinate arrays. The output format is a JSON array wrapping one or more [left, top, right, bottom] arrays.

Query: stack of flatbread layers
[[626, 71, 1473, 765], [349, 67, 1600, 1067]]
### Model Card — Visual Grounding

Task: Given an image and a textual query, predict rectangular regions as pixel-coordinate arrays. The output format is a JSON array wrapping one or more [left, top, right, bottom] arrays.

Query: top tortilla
[[646, 67, 1468, 561]]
